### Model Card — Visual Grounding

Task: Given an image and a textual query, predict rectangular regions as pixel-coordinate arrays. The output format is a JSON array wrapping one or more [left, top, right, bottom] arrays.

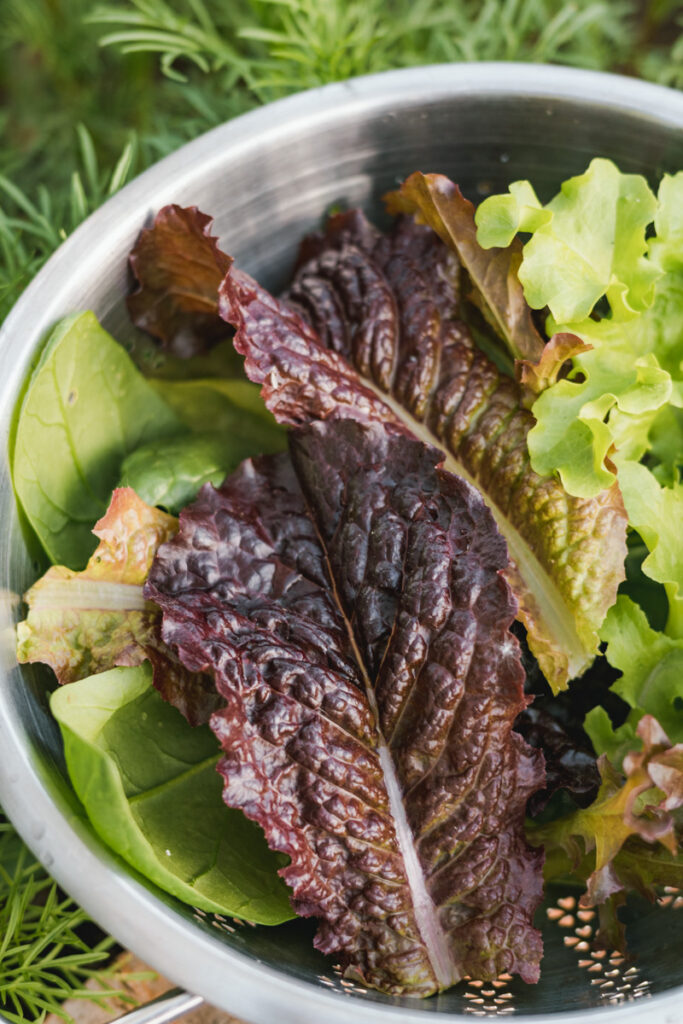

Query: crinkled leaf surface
[[479, 164, 683, 498], [530, 715, 683, 912], [12, 312, 183, 568], [475, 158, 660, 322], [384, 172, 544, 362], [51, 663, 293, 923], [128, 204, 233, 356], [16, 487, 217, 726], [218, 207, 626, 691], [146, 418, 545, 995]]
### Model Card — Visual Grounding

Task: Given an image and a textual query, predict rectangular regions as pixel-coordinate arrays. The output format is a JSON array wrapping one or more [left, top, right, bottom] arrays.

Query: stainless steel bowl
[[1, 63, 682, 1024]]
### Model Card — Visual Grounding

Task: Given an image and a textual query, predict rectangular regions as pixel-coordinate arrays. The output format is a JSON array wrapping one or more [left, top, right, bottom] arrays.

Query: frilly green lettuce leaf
[[51, 663, 293, 923], [649, 171, 683, 272], [583, 706, 641, 771], [478, 163, 683, 499], [527, 346, 672, 497], [587, 595, 683, 755], [16, 487, 218, 725], [649, 405, 683, 485], [475, 158, 660, 323], [614, 460, 683, 637]]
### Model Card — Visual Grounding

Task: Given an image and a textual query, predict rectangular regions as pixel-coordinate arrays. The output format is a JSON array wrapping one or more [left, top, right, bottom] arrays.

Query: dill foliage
[[0, 813, 121, 1023], [0, 0, 681, 1018], [1, 0, 681, 323]]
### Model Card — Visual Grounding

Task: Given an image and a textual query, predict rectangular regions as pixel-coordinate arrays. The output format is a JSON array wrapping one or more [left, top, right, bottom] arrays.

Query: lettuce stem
[[665, 585, 683, 640]]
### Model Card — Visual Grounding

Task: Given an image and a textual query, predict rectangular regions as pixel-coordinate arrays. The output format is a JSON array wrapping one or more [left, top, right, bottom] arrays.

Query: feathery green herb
[[0, 812, 123, 1023]]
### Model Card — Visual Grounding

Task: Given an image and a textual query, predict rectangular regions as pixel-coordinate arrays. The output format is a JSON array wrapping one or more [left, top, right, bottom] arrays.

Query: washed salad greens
[[12, 158, 683, 998]]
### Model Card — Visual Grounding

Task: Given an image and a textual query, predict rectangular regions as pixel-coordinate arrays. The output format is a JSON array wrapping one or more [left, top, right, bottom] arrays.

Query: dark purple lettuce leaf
[[128, 205, 232, 357], [383, 172, 545, 363], [224, 266, 400, 428], [219, 210, 627, 693], [515, 707, 600, 816], [146, 418, 545, 995]]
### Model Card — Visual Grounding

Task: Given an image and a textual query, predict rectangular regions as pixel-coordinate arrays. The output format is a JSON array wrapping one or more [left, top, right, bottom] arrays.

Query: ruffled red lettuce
[[530, 714, 683, 947], [16, 487, 218, 725], [383, 172, 545, 363], [146, 418, 545, 996], [218, 207, 627, 691], [128, 204, 232, 356]]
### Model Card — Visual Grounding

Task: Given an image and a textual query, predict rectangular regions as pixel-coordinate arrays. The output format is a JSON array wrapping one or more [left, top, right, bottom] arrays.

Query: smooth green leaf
[[51, 665, 293, 924], [12, 312, 183, 568], [149, 377, 286, 455], [119, 434, 233, 513]]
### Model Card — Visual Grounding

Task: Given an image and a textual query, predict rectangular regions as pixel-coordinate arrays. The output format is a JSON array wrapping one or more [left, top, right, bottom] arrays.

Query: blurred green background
[[0, 1, 681, 1020], [1, 0, 682, 324]]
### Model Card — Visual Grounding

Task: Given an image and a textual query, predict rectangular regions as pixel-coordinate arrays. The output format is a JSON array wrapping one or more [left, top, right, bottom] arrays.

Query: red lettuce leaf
[[531, 713, 683, 950], [383, 172, 545, 363], [218, 210, 627, 692], [146, 418, 545, 995], [16, 487, 219, 726], [515, 706, 600, 816], [128, 205, 232, 357]]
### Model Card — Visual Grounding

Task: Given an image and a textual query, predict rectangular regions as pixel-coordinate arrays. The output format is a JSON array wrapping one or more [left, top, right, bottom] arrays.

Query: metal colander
[[1, 64, 682, 1024]]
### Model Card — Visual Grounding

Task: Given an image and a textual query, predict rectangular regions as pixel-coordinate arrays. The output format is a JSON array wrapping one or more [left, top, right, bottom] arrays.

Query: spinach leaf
[[119, 434, 233, 514], [12, 312, 183, 568], [50, 664, 293, 924], [149, 377, 286, 455]]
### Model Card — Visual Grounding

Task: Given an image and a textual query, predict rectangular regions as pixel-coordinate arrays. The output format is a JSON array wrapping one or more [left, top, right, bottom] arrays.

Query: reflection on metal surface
[[549, 894, 656, 1009], [185, 885, 681, 1017]]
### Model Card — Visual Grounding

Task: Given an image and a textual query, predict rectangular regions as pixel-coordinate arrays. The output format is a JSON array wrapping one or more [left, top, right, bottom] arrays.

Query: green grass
[[0, 0, 681, 1018]]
